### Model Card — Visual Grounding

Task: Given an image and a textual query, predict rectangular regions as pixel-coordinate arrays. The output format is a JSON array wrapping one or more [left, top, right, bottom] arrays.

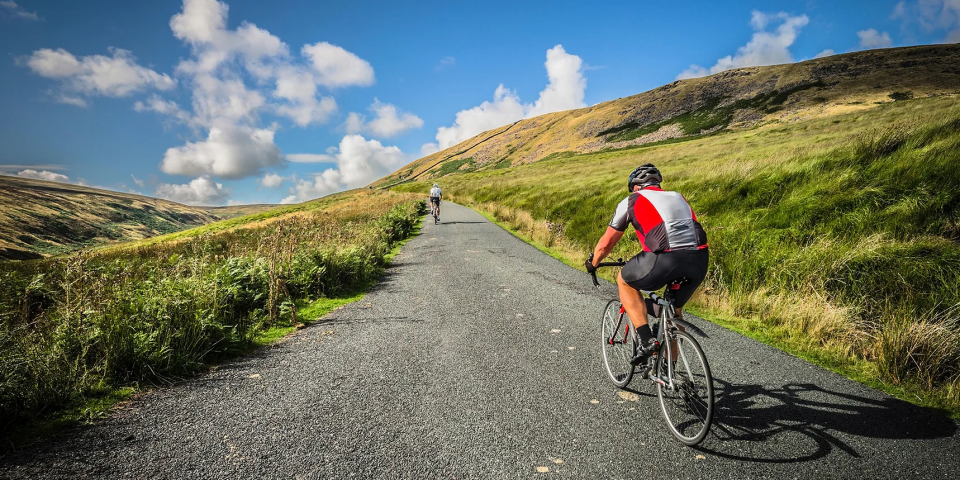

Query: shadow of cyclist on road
[[695, 378, 957, 463]]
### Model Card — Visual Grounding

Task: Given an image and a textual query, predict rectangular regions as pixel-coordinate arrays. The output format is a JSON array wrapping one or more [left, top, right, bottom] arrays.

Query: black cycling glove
[[585, 253, 597, 274]]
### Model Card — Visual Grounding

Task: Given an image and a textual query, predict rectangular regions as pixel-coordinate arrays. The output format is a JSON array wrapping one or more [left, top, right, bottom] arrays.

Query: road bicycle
[[589, 258, 714, 446], [428, 199, 440, 224], [427, 201, 439, 224]]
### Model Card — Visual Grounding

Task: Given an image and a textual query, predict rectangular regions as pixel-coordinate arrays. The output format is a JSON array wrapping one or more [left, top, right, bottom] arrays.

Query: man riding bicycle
[[585, 164, 709, 365], [429, 183, 442, 217]]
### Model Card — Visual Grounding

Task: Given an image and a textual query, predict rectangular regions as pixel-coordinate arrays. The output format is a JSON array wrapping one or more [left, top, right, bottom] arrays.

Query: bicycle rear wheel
[[600, 299, 635, 387], [656, 330, 714, 446]]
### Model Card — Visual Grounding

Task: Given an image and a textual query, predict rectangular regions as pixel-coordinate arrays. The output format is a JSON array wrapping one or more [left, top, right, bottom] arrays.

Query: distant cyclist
[[429, 183, 443, 218], [585, 164, 708, 364]]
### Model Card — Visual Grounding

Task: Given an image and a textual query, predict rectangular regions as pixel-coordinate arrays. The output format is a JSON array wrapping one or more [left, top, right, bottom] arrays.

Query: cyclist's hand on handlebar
[[585, 253, 597, 274]]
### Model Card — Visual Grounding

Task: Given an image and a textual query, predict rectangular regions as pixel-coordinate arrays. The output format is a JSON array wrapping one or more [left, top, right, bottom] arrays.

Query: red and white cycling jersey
[[608, 186, 708, 252]]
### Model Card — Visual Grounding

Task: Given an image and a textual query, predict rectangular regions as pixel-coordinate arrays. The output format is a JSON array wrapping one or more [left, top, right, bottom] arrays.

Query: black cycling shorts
[[430, 196, 441, 205], [621, 248, 709, 308]]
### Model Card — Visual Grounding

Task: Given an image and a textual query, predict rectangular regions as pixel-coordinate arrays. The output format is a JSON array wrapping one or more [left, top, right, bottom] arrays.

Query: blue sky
[[1, 0, 957, 205]]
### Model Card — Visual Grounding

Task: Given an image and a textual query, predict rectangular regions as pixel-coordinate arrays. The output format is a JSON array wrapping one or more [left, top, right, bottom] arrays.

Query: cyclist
[[585, 164, 708, 364], [429, 183, 442, 218]]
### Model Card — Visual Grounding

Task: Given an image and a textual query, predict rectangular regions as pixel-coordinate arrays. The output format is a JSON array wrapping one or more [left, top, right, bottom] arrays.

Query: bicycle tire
[[600, 299, 635, 388], [656, 329, 714, 446]]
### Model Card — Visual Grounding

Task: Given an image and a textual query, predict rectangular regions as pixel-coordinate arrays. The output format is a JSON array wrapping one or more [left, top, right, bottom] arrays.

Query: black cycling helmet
[[627, 163, 662, 192]]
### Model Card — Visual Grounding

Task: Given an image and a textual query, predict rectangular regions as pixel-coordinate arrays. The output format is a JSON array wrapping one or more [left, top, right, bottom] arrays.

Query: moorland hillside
[[379, 44, 960, 187], [0, 176, 271, 260]]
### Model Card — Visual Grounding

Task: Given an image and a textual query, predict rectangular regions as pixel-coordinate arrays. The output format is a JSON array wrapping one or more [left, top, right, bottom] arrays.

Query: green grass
[[538, 151, 578, 163], [0, 192, 426, 443], [431, 157, 476, 177], [394, 95, 960, 417], [889, 91, 914, 101]]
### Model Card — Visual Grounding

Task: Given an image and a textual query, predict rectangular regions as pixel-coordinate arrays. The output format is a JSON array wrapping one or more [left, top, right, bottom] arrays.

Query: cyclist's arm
[[591, 227, 624, 267]]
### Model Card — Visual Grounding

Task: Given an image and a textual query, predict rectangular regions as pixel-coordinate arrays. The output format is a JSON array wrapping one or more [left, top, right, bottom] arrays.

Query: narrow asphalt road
[[3, 202, 958, 478]]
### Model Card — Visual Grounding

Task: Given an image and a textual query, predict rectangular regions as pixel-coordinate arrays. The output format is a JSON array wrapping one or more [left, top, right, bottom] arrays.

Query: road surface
[[2, 202, 957, 478]]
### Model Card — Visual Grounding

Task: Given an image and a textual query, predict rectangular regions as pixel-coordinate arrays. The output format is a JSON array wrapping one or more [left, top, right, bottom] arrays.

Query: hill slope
[[0, 176, 270, 260], [377, 44, 960, 187]]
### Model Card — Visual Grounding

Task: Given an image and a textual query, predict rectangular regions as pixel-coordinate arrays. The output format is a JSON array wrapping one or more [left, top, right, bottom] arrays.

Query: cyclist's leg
[[619, 252, 662, 348], [617, 272, 648, 330]]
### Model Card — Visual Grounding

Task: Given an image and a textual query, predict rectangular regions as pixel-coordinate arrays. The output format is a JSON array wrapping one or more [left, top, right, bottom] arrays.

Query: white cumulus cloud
[[432, 45, 586, 150], [170, 0, 287, 74], [0, 1, 39, 20], [302, 42, 375, 88], [858, 28, 894, 49], [677, 11, 809, 80], [271, 65, 338, 126], [527, 45, 587, 118], [435, 85, 525, 150], [336, 134, 405, 187], [284, 134, 406, 202], [420, 143, 440, 156], [344, 99, 423, 138], [134, 94, 194, 124], [288, 169, 343, 203], [21, 0, 383, 205], [16, 169, 70, 183], [814, 49, 836, 58], [287, 153, 335, 163], [24, 47, 175, 104], [258, 172, 286, 188], [56, 94, 88, 108], [155, 176, 229, 205], [135, 0, 378, 194], [160, 125, 283, 179]]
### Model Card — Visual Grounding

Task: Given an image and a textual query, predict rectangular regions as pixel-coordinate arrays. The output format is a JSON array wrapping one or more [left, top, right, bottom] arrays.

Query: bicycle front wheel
[[656, 330, 714, 446], [600, 299, 635, 388]]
